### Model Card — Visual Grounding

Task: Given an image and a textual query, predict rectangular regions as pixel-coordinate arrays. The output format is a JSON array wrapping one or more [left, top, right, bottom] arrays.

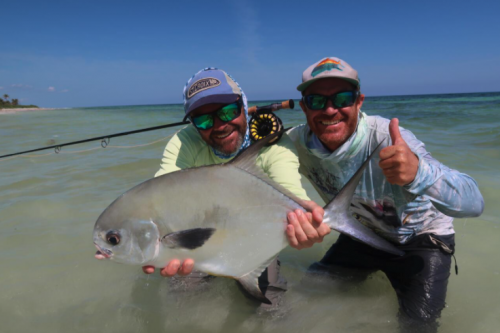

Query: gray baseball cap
[[183, 68, 241, 121], [297, 57, 360, 92]]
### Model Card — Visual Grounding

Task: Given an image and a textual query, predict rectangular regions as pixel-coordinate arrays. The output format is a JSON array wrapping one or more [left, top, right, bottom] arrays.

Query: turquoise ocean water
[[0, 92, 499, 333]]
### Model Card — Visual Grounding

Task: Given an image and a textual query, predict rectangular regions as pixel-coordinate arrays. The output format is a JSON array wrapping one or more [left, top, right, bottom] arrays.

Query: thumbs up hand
[[379, 118, 419, 186]]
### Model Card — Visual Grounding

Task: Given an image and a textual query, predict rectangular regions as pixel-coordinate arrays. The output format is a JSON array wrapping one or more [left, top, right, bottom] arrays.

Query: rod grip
[[279, 99, 295, 111], [248, 99, 295, 114]]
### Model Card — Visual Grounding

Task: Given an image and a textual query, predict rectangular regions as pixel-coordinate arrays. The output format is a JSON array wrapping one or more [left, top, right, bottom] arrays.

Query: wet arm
[[155, 127, 196, 177], [261, 135, 329, 248], [403, 131, 484, 217]]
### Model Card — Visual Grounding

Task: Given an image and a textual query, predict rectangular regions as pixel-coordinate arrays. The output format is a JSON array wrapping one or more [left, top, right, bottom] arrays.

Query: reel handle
[[248, 99, 295, 114]]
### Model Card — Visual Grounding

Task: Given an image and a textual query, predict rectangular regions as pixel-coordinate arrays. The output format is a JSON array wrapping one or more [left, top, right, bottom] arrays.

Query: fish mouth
[[94, 243, 112, 260]]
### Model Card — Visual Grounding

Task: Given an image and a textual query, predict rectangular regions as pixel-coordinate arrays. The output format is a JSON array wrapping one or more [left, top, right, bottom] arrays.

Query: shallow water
[[1, 92, 499, 333]]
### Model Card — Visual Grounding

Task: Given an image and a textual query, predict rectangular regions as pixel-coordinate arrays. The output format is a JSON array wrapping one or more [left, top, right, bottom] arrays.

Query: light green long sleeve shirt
[[155, 125, 310, 201]]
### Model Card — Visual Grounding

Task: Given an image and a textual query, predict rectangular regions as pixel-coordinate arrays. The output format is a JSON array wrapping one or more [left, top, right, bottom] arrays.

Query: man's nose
[[323, 100, 339, 115], [212, 116, 227, 130]]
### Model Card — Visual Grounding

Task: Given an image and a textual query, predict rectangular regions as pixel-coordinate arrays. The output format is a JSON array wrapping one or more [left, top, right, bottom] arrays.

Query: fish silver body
[[93, 134, 404, 302], [94, 165, 297, 277]]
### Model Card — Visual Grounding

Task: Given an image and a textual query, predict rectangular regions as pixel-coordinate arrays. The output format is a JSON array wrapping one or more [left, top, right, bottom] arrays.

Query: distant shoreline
[[0, 107, 56, 114]]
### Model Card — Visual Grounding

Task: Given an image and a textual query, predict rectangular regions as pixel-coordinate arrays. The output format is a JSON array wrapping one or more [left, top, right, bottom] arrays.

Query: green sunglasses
[[191, 101, 242, 130], [303, 91, 359, 110]]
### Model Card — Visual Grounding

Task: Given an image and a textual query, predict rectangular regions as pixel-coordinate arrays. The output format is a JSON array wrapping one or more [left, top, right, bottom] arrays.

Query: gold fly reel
[[249, 112, 283, 145]]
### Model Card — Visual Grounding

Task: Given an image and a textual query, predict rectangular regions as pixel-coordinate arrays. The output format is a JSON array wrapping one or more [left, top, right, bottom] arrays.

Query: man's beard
[[212, 128, 245, 155]]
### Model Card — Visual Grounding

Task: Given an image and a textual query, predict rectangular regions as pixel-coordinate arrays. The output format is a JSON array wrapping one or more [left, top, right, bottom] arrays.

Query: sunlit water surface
[[1, 92, 499, 333]]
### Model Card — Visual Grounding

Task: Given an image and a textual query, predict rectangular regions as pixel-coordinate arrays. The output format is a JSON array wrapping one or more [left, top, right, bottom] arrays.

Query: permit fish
[[93, 133, 403, 303]]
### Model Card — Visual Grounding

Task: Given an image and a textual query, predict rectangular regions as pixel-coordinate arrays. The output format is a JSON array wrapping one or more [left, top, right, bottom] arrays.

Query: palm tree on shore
[[3, 94, 8, 101]]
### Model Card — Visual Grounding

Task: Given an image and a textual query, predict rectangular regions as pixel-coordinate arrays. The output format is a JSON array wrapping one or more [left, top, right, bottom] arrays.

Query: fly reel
[[248, 99, 294, 145], [249, 112, 283, 145]]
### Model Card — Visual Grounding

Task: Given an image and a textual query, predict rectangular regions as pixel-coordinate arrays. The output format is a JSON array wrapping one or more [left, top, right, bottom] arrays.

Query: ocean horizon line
[[42, 90, 500, 110]]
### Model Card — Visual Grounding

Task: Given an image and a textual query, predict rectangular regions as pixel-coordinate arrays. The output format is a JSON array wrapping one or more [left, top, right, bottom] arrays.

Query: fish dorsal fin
[[236, 256, 276, 304], [162, 228, 216, 250], [228, 130, 309, 209]]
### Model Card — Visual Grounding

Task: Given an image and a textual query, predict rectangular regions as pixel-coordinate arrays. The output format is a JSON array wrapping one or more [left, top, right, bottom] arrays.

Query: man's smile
[[214, 130, 233, 139], [320, 119, 341, 126]]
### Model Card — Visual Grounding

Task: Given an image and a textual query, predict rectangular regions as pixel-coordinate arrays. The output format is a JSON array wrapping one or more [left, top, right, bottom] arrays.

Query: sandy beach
[[0, 107, 55, 114]]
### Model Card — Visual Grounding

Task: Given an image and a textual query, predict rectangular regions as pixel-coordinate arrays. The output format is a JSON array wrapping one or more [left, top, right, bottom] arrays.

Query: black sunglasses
[[191, 100, 242, 130], [303, 91, 359, 110]]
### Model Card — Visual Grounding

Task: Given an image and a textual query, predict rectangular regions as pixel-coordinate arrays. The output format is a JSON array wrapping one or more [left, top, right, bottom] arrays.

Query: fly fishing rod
[[0, 121, 190, 159], [0, 99, 295, 159]]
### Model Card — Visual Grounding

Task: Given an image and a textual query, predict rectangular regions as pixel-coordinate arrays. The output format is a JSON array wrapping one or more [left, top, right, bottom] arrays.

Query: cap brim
[[297, 77, 359, 92], [183, 94, 240, 121]]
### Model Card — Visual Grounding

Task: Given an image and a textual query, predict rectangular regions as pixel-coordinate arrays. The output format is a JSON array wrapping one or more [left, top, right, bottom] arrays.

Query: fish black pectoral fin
[[236, 257, 276, 304], [162, 228, 216, 250]]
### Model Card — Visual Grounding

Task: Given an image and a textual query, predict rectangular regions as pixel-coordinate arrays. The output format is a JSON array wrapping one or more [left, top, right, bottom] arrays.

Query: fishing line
[[0, 100, 295, 160], [0, 134, 174, 162], [0, 121, 188, 160]]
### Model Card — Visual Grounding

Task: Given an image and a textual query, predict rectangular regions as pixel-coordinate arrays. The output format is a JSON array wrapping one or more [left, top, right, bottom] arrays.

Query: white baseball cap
[[297, 57, 360, 92]]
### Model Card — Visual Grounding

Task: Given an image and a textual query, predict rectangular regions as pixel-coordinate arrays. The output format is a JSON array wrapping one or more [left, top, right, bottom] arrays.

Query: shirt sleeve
[[154, 127, 197, 177], [257, 134, 311, 201], [402, 128, 484, 217]]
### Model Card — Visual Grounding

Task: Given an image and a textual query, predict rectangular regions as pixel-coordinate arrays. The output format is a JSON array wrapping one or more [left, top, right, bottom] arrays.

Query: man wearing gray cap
[[288, 57, 484, 330], [142, 67, 329, 307]]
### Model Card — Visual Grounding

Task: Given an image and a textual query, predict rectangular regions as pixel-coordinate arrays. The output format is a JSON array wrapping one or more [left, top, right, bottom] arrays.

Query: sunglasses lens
[[192, 114, 214, 130], [334, 92, 355, 108], [305, 91, 357, 110], [306, 95, 327, 110], [218, 103, 240, 122], [191, 102, 240, 130]]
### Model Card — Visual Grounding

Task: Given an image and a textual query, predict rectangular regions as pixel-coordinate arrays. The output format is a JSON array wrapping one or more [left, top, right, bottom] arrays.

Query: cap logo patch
[[187, 77, 221, 98], [311, 58, 344, 77]]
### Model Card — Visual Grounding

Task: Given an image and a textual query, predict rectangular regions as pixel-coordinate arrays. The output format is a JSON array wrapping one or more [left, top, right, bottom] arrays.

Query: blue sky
[[1, 0, 499, 108]]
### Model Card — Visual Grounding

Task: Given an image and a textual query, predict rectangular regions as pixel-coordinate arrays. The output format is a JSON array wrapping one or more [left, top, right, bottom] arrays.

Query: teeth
[[321, 120, 340, 125], [216, 132, 231, 139]]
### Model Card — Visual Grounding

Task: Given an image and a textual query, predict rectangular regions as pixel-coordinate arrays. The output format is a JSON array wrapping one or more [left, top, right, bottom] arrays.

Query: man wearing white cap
[[142, 68, 329, 307], [288, 57, 484, 329]]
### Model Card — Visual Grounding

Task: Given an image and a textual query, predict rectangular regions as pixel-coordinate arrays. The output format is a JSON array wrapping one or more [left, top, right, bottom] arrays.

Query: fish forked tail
[[322, 142, 404, 256]]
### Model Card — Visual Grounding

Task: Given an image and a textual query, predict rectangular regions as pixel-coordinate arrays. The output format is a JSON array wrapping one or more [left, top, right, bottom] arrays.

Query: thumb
[[389, 118, 405, 146]]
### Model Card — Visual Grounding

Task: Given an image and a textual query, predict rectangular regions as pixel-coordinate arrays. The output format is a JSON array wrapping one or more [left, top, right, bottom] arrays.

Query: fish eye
[[106, 232, 120, 246]]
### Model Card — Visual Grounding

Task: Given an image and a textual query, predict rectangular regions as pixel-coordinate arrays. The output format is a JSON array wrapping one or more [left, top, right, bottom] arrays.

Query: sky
[[1, 0, 499, 108]]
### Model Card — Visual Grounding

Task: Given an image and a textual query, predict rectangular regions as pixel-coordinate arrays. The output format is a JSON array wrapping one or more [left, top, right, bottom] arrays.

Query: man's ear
[[356, 94, 365, 110], [299, 99, 307, 114]]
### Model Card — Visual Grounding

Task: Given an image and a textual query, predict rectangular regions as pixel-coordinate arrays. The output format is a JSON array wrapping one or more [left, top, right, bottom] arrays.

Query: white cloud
[[10, 84, 33, 90], [48, 86, 55, 92], [61, 89, 69, 93], [0, 86, 3, 90]]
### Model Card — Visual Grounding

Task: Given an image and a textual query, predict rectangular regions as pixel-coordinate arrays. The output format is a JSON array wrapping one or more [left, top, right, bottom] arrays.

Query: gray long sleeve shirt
[[288, 112, 484, 244]]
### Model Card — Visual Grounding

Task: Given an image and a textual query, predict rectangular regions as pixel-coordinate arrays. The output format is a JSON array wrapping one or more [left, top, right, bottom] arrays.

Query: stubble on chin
[[211, 122, 246, 155], [319, 133, 348, 151], [213, 132, 244, 155], [318, 119, 357, 151]]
